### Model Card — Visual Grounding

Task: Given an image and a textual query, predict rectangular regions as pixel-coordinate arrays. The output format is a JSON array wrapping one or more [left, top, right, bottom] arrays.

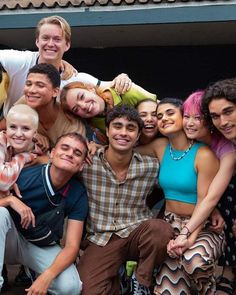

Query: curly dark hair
[[27, 63, 61, 88], [202, 78, 236, 123], [105, 104, 144, 132]]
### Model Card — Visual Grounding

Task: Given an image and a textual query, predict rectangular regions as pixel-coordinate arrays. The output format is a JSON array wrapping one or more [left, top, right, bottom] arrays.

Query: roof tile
[[0, 0, 219, 9], [97, 0, 109, 5]]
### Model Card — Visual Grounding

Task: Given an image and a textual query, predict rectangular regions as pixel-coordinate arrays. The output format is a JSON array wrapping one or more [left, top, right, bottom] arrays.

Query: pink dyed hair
[[183, 90, 204, 116]]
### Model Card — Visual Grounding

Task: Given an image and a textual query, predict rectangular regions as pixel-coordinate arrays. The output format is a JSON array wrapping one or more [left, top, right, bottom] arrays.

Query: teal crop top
[[159, 142, 204, 204]]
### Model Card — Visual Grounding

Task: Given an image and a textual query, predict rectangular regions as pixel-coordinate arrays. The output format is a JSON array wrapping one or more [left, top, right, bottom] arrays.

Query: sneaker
[[130, 273, 151, 295], [14, 265, 36, 287]]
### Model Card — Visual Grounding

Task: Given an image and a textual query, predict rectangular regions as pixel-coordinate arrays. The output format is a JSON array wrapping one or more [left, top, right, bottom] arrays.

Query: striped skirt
[[154, 211, 225, 295]]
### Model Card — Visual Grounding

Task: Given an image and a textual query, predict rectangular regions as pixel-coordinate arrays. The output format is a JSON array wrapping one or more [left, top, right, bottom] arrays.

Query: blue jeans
[[0, 207, 82, 294]]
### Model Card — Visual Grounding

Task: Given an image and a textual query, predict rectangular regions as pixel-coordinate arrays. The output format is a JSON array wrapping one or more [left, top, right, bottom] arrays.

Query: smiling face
[[36, 23, 70, 65], [106, 117, 140, 153], [6, 114, 37, 153], [137, 100, 158, 142], [65, 87, 105, 118], [157, 103, 183, 137], [208, 98, 236, 140], [50, 136, 86, 175], [183, 112, 209, 140], [24, 73, 59, 109]]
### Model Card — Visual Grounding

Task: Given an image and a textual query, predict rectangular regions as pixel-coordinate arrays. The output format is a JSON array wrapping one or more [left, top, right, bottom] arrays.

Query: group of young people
[[0, 13, 235, 295]]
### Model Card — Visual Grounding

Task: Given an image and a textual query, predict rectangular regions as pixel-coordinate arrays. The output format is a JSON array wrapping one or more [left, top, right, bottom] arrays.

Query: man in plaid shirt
[[78, 105, 173, 295]]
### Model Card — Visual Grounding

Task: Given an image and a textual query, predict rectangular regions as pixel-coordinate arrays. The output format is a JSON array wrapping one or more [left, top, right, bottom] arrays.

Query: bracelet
[[182, 225, 191, 238]]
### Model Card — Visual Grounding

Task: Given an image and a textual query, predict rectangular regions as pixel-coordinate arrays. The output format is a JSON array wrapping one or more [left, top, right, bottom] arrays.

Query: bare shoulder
[[155, 137, 169, 147], [196, 145, 219, 170], [135, 137, 168, 159], [153, 137, 169, 160], [196, 145, 217, 160]]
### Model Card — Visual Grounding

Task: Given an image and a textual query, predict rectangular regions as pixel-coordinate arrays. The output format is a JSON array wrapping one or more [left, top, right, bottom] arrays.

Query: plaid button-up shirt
[[82, 147, 159, 246]]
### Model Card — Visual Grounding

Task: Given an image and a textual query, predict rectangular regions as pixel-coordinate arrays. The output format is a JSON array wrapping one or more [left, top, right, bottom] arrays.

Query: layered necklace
[[169, 140, 194, 161]]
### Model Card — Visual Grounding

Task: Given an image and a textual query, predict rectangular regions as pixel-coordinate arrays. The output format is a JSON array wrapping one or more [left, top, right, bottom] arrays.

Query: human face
[[36, 23, 70, 65], [209, 98, 236, 140], [106, 117, 140, 153], [6, 115, 36, 153], [183, 113, 209, 140], [24, 73, 59, 109], [50, 136, 86, 175], [66, 88, 105, 118], [137, 101, 158, 141], [157, 103, 183, 136]]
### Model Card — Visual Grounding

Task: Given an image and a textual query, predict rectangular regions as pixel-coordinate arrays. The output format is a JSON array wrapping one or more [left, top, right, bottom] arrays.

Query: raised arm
[[61, 63, 132, 95]]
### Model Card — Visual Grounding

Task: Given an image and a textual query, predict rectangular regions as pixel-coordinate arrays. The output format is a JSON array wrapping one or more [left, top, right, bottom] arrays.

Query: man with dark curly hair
[[202, 78, 236, 144]]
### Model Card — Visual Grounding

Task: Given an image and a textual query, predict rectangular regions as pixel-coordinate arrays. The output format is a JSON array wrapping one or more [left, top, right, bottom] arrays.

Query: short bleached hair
[[7, 104, 39, 130]]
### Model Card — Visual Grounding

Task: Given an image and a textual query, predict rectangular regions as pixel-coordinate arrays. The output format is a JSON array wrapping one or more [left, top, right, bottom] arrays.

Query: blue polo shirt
[[10, 163, 88, 224]]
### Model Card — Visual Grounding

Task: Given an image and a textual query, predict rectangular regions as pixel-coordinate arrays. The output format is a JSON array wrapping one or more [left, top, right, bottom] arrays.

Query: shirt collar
[[42, 163, 56, 197], [97, 146, 143, 163], [42, 163, 71, 198]]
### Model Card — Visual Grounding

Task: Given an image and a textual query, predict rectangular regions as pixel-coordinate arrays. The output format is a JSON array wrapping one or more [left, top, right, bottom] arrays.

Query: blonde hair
[[36, 15, 71, 43], [7, 104, 39, 130]]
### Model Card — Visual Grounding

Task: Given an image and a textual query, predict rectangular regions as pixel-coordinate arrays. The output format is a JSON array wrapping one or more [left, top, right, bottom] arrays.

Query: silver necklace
[[169, 140, 194, 161]]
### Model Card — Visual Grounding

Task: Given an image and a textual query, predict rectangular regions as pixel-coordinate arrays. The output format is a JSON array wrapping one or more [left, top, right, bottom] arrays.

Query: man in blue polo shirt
[[0, 132, 88, 295]]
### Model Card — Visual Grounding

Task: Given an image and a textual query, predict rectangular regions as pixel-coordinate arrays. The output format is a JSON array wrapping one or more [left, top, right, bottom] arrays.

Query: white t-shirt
[[0, 49, 98, 116]]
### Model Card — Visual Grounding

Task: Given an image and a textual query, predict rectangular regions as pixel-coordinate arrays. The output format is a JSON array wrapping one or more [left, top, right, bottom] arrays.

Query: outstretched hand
[[112, 73, 132, 94]]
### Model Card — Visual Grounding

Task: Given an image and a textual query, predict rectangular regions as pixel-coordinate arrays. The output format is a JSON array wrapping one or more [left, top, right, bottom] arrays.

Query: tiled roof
[[0, 0, 219, 10]]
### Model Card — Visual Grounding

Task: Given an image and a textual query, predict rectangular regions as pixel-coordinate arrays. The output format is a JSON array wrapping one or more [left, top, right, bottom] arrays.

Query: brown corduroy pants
[[77, 219, 173, 295]]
